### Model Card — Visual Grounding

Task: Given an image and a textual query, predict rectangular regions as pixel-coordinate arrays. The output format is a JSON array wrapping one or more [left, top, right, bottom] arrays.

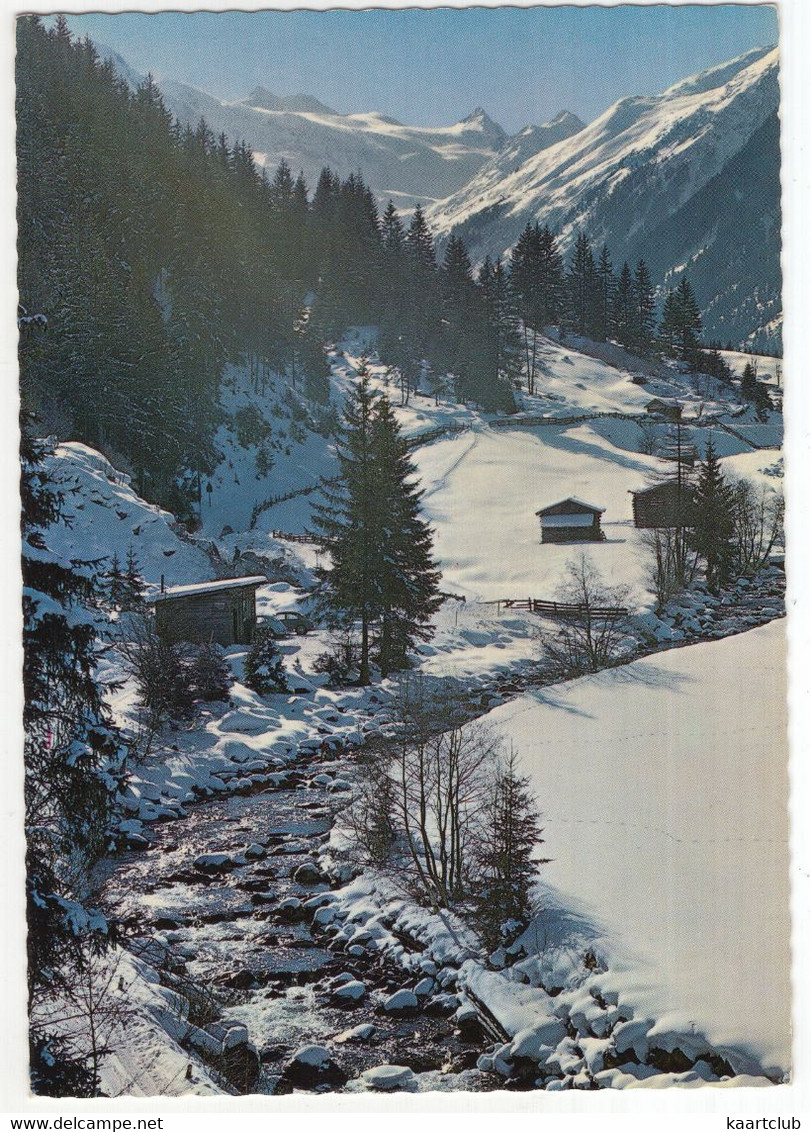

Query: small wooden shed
[[153, 575, 267, 646], [631, 481, 697, 529], [645, 398, 683, 422], [536, 498, 605, 544]]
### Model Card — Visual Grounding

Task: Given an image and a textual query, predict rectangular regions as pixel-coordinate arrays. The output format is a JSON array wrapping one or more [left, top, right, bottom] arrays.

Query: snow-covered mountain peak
[[506, 111, 586, 163], [662, 43, 777, 99], [240, 87, 339, 116], [460, 107, 506, 141], [426, 44, 780, 348]]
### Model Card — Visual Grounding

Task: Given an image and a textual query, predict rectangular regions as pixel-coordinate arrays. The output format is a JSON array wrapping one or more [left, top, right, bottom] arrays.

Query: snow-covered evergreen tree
[[190, 641, 232, 701], [691, 435, 736, 591], [311, 378, 440, 683], [22, 423, 126, 1095], [243, 627, 287, 694]]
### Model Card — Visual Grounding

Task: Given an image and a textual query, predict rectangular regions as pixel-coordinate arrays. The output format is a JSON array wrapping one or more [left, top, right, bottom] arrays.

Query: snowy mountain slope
[[197, 329, 778, 604], [157, 79, 509, 208], [487, 619, 790, 1076], [94, 40, 583, 210], [43, 443, 214, 589], [428, 46, 780, 347]]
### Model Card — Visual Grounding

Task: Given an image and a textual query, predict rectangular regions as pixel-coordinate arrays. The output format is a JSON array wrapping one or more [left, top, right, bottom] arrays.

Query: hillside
[[428, 46, 780, 350]]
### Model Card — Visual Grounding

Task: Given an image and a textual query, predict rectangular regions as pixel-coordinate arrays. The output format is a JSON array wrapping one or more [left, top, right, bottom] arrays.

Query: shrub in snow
[[117, 616, 196, 724], [243, 627, 286, 694], [539, 554, 632, 677], [312, 625, 362, 687], [340, 749, 397, 866], [189, 641, 231, 702]]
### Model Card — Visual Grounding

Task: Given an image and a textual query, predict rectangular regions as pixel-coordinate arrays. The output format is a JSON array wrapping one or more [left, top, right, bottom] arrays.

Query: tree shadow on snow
[[606, 659, 696, 693]]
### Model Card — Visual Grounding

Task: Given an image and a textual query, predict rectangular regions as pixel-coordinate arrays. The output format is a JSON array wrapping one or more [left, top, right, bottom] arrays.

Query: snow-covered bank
[[484, 620, 790, 1075]]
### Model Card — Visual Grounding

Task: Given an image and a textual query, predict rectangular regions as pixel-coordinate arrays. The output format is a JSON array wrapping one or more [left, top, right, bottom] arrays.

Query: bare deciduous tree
[[540, 554, 632, 676], [642, 526, 700, 613], [729, 479, 784, 578]]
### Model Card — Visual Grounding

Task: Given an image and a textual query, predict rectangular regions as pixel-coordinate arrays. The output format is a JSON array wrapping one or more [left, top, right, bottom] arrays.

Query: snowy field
[[485, 619, 790, 1075], [413, 421, 660, 603]]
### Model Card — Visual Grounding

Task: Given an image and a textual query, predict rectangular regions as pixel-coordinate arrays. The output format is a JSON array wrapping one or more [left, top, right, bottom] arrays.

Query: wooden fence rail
[[495, 597, 629, 620]]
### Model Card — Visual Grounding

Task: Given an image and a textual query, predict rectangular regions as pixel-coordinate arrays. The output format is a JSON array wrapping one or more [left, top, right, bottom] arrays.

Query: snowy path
[[485, 620, 790, 1075]]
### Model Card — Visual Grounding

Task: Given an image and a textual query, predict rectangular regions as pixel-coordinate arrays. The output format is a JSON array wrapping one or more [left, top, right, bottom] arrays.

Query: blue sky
[[62, 5, 778, 132]]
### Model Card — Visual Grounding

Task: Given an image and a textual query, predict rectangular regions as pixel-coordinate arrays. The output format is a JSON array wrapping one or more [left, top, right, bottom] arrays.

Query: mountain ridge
[[427, 45, 780, 349]]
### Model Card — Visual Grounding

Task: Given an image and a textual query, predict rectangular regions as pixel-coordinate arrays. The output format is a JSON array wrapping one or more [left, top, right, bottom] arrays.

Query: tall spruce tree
[[311, 379, 440, 683], [692, 434, 735, 591], [567, 232, 599, 337], [596, 244, 616, 342], [613, 261, 635, 349], [632, 259, 656, 352], [371, 396, 442, 675]]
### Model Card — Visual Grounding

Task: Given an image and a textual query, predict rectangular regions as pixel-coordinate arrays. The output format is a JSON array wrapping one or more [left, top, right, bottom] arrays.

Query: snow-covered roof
[[152, 576, 268, 602], [540, 513, 597, 528], [535, 497, 605, 516]]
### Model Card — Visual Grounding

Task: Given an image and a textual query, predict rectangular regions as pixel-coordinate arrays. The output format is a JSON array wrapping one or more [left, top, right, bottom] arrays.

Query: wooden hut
[[645, 398, 682, 422], [631, 481, 697, 529], [536, 498, 605, 544], [153, 575, 267, 646]]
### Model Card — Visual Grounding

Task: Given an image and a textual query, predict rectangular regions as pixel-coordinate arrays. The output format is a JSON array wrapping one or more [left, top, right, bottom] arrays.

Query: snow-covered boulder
[[293, 860, 328, 885], [360, 1065, 416, 1091], [284, 1045, 346, 1087], [331, 980, 366, 1004], [193, 852, 235, 873], [384, 989, 419, 1014]]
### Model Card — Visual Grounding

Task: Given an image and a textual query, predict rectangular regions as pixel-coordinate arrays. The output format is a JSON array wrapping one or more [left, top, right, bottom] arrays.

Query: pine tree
[[311, 379, 440, 683], [470, 257, 520, 411], [631, 259, 656, 352], [658, 288, 681, 352], [243, 628, 287, 694], [509, 223, 546, 393], [311, 377, 381, 684], [22, 423, 126, 1094], [123, 546, 145, 610], [190, 641, 232, 701], [473, 752, 546, 952], [567, 232, 599, 337], [613, 261, 634, 348], [371, 396, 442, 675], [674, 277, 702, 359], [405, 205, 436, 272], [691, 435, 735, 591], [596, 244, 616, 342], [105, 553, 125, 609]]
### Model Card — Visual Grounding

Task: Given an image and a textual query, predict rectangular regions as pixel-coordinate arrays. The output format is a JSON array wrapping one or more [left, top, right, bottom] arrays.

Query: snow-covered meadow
[[487, 619, 790, 1076]]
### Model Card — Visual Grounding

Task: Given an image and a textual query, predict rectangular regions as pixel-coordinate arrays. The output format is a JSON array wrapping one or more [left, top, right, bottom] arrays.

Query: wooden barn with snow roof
[[152, 575, 267, 646], [536, 498, 606, 544], [631, 481, 697, 529]]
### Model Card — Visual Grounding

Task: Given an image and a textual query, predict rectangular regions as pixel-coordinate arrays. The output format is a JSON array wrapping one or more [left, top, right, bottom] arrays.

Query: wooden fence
[[495, 597, 629, 620]]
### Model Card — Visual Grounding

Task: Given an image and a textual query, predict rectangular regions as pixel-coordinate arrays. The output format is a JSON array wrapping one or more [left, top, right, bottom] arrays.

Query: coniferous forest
[[17, 15, 749, 524]]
